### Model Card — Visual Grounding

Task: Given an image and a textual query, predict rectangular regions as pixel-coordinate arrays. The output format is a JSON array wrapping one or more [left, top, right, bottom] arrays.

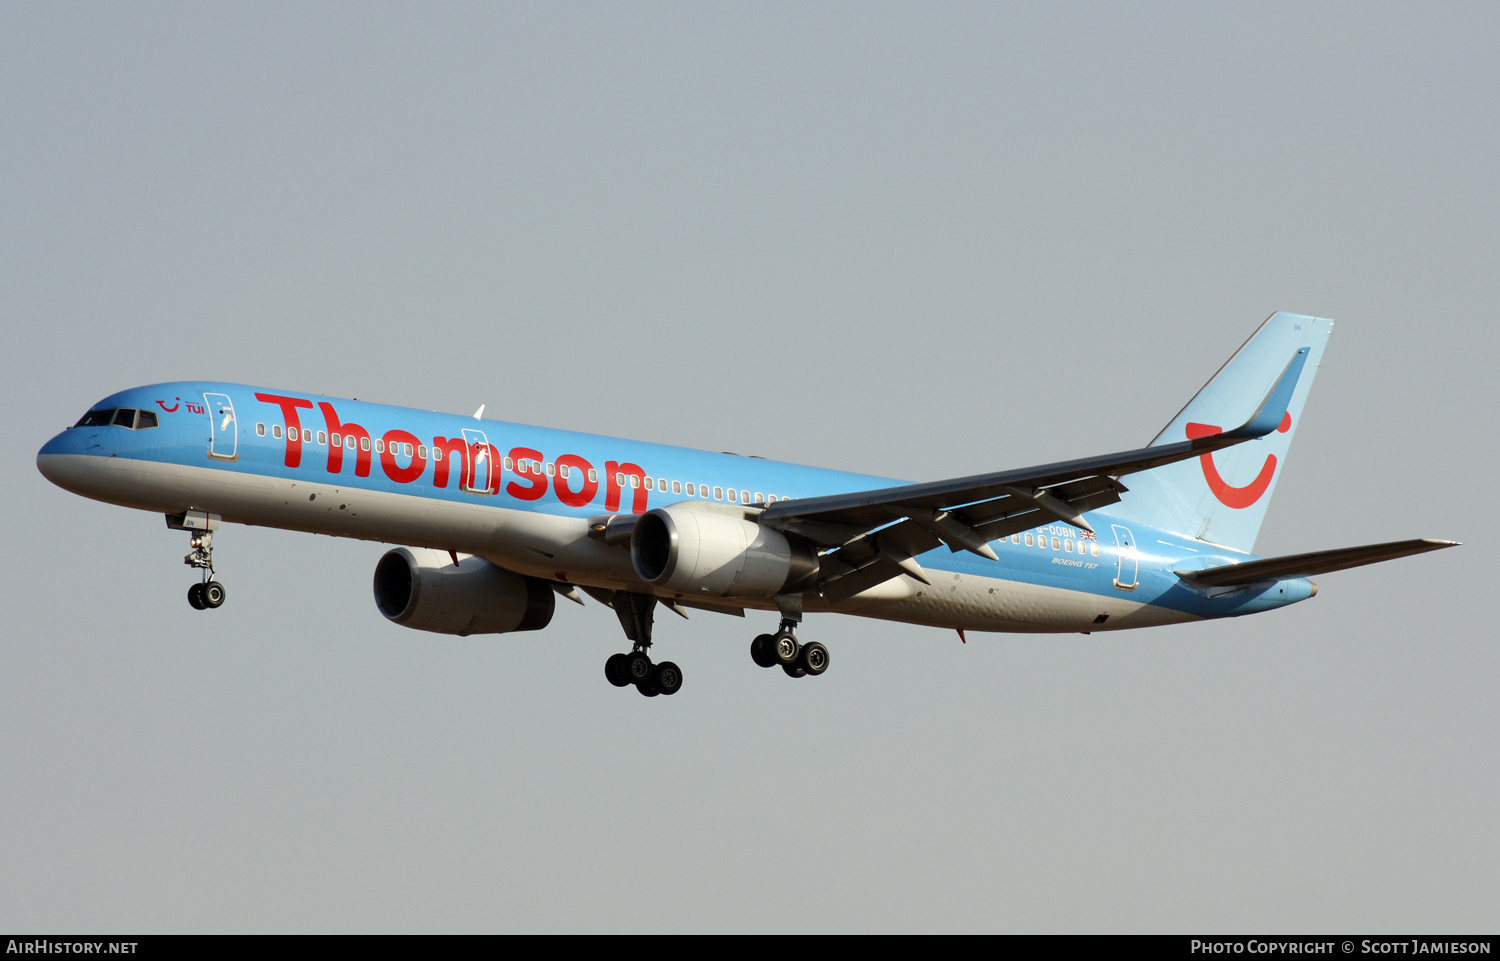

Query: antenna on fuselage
[[473, 405, 485, 420]]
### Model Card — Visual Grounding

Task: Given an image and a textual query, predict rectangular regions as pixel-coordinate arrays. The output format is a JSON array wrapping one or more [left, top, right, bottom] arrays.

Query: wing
[[1176, 538, 1459, 588], [759, 348, 1311, 604]]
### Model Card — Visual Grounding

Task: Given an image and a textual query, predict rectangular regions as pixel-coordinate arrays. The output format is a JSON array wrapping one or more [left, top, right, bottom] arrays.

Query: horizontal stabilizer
[[1178, 538, 1459, 588]]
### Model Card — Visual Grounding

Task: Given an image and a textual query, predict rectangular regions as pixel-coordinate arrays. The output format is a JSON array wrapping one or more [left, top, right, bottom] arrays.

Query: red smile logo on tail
[[1186, 412, 1292, 508]]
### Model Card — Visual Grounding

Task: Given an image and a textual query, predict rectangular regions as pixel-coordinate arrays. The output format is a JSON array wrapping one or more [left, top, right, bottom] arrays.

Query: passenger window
[[1011, 534, 1020, 544], [587, 468, 597, 483], [1025, 533, 1034, 546], [113, 409, 136, 427], [417, 445, 427, 459], [432, 446, 441, 461], [672, 480, 682, 494], [753, 492, 764, 504], [299, 429, 310, 443], [1064, 540, 1073, 552], [374, 439, 385, 453], [728, 489, 738, 502], [332, 434, 342, 448], [767, 495, 777, 504], [317, 431, 327, 446], [630, 475, 640, 488], [644, 477, 654, 490], [256, 423, 266, 437], [713, 486, 723, 500], [360, 437, 370, 452], [686, 483, 696, 496], [135, 410, 158, 429], [273, 425, 283, 439], [1091, 543, 1099, 557], [1051, 537, 1060, 550]]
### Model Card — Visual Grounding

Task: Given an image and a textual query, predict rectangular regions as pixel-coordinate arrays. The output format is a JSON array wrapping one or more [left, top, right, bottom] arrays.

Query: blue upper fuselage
[[38, 381, 1315, 620]]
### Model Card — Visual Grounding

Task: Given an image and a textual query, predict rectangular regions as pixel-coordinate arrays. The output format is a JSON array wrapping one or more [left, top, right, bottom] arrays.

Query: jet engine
[[373, 547, 555, 636], [630, 504, 817, 597]]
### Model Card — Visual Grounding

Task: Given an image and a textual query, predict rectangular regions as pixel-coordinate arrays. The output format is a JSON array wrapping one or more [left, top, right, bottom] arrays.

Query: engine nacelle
[[373, 548, 555, 636], [630, 504, 818, 597]]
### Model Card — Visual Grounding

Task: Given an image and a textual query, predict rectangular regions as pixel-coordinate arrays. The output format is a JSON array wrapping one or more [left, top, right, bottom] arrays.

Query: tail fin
[[1122, 311, 1334, 553]]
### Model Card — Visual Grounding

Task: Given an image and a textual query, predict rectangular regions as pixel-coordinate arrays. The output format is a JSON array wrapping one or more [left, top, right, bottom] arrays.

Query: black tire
[[605, 653, 631, 688], [202, 581, 226, 609], [625, 651, 653, 684], [750, 633, 777, 668], [781, 662, 807, 678], [772, 631, 800, 666], [798, 641, 830, 676], [187, 583, 206, 610], [637, 673, 661, 697], [655, 661, 683, 695]]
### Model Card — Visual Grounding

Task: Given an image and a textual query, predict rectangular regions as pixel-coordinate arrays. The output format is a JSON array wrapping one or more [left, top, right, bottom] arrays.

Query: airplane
[[35, 311, 1456, 697]]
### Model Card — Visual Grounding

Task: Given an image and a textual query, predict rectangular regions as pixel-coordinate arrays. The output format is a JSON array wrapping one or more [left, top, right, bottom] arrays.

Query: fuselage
[[36, 382, 1315, 634]]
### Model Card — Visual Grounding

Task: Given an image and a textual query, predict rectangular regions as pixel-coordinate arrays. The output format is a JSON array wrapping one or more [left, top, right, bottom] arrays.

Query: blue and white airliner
[[36, 312, 1455, 696]]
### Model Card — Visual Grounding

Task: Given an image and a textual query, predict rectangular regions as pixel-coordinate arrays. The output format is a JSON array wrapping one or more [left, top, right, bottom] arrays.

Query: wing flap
[[820, 555, 913, 605]]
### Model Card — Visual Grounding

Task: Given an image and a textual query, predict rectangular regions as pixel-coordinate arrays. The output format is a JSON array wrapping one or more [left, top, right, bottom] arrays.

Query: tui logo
[[1185, 412, 1292, 509]]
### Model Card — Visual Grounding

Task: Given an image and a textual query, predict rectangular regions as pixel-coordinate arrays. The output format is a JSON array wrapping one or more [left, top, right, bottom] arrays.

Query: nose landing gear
[[182, 528, 226, 611]]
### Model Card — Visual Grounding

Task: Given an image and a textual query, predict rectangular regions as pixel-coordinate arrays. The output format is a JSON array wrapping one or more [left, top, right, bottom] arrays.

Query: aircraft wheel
[[655, 661, 683, 696], [750, 633, 777, 668], [605, 653, 631, 688], [637, 674, 661, 697], [625, 651, 653, 685], [772, 631, 800, 666], [798, 641, 829, 676], [781, 662, 807, 678], [202, 581, 226, 609], [187, 583, 206, 610]]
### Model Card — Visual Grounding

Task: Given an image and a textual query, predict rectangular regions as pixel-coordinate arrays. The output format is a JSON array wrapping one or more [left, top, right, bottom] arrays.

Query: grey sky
[[2, 3, 1495, 932]]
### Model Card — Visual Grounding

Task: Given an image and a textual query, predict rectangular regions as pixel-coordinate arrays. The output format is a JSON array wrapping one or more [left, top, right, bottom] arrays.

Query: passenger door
[[204, 392, 238, 462], [1111, 524, 1138, 591], [460, 427, 492, 494]]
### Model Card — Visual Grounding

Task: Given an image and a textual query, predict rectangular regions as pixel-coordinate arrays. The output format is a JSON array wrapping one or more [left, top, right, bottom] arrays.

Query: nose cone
[[37, 429, 100, 494]]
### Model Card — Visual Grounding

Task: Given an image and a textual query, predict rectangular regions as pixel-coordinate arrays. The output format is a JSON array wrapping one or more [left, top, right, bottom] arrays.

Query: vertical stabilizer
[[1122, 311, 1334, 553]]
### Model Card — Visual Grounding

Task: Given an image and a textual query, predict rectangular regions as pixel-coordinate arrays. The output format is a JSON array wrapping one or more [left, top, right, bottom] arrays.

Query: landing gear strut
[[603, 592, 682, 697], [184, 529, 226, 610], [749, 596, 829, 678]]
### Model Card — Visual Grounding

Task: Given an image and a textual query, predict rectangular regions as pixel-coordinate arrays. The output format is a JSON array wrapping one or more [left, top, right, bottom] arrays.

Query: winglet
[[473, 404, 486, 420], [1223, 347, 1309, 440]]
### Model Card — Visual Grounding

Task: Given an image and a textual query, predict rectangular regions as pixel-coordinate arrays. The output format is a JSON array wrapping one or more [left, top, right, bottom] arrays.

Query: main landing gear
[[184, 529, 227, 611], [603, 592, 682, 697], [750, 621, 830, 679]]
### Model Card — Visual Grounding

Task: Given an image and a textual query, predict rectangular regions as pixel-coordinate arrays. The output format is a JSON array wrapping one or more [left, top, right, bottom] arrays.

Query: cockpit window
[[73, 408, 160, 430], [75, 409, 117, 427]]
